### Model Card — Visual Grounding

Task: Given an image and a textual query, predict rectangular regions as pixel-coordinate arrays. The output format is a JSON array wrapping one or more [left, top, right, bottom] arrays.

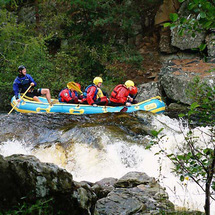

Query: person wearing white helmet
[[13, 65, 52, 105], [109, 80, 135, 106], [82, 77, 108, 106]]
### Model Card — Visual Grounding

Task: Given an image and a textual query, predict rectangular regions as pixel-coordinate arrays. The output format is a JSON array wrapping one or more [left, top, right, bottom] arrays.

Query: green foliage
[[164, 0, 215, 53], [2, 198, 54, 215], [0, 0, 146, 110], [187, 77, 215, 125], [166, 0, 215, 31]]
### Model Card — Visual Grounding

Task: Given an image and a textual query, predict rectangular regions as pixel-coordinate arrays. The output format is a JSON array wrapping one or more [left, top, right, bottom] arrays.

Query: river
[[0, 111, 214, 213]]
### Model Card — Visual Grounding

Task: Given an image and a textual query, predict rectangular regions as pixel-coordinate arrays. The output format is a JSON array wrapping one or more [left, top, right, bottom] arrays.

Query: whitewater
[[0, 112, 214, 213]]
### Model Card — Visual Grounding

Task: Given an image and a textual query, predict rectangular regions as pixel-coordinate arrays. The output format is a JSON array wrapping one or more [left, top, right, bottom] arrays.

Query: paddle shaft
[[8, 85, 32, 115]]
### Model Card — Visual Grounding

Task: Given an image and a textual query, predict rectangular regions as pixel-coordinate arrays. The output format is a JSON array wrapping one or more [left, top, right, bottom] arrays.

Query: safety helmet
[[18, 65, 26, 72], [75, 83, 81, 90], [93, 77, 103, 85], [129, 86, 138, 95], [125, 80, 134, 88]]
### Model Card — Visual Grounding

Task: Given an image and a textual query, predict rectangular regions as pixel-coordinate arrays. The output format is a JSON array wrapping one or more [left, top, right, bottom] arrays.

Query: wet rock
[[167, 103, 189, 112], [115, 171, 153, 188], [0, 154, 177, 215], [95, 172, 174, 215], [92, 177, 117, 198], [0, 154, 96, 215]]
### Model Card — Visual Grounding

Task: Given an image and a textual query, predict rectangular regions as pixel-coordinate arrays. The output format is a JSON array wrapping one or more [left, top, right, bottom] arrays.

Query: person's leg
[[41, 88, 52, 104], [26, 91, 41, 102], [32, 96, 41, 102]]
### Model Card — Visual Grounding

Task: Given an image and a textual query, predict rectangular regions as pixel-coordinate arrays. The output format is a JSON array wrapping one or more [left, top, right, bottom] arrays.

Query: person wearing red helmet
[[58, 83, 83, 104]]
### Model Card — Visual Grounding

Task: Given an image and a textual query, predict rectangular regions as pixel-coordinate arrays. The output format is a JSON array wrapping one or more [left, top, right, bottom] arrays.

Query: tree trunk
[[205, 180, 210, 215]]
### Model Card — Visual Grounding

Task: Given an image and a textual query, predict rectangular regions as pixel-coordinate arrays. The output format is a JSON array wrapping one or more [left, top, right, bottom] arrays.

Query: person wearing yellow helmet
[[82, 77, 108, 106], [109, 80, 135, 106]]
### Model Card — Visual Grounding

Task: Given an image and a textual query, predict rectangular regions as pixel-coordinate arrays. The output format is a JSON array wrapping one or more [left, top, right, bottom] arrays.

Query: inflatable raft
[[10, 96, 165, 115]]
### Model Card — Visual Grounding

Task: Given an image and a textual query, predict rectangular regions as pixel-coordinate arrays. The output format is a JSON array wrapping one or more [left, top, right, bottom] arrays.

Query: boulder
[[171, 27, 206, 51], [159, 58, 215, 105], [159, 27, 178, 53], [95, 172, 174, 215], [0, 155, 176, 215], [92, 177, 117, 199], [0, 154, 96, 214], [137, 82, 162, 102]]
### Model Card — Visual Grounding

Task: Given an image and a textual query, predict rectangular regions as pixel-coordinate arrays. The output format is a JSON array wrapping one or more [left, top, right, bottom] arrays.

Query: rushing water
[[0, 111, 214, 213]]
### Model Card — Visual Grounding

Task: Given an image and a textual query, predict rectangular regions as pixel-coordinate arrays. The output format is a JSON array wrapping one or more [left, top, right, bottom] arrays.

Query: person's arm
[[13, 79, 20, 99], [70, 91, 79, 103], [127, 95, 133, 102], [87, 87, 96, 105], [27, 74, 37, 87]]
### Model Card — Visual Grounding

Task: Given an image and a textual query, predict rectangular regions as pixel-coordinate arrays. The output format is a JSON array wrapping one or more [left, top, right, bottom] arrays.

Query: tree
[[152, 78, 215, 215]]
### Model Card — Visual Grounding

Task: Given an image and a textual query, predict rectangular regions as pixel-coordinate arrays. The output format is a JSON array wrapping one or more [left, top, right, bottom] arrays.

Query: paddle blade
[[120, 107, 128, 112], [67, 82, 82, 94]]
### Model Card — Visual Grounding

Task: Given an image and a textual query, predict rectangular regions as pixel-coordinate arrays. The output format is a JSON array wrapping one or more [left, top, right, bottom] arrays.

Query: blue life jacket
[[13, 74, 37, 99]]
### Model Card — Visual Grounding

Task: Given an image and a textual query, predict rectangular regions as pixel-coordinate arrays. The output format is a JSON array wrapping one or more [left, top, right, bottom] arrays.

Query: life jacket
[[17, 75, 32, 93], [58, 88, 78, 102], [97, 88, 104, 99], [83, 84, 98, 100], [111, 84, 126, 99]]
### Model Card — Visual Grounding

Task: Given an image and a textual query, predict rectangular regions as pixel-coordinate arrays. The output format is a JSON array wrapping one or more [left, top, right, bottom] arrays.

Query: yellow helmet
[[125, 80, 134, 88], [93, 77, 103, 85]]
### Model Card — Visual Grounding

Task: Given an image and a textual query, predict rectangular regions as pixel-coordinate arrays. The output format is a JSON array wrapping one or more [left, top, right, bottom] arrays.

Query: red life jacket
[[58, 88, 78, 103], [110, 84, 129, 104]]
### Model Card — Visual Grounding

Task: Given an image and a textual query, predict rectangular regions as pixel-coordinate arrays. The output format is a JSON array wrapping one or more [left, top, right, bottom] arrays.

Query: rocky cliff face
[[0, 154, 174, 214], [136, 58, 215, 108]]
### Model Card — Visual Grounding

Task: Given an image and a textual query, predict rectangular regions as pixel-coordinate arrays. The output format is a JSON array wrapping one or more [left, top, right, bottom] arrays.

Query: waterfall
[[0, 112, 214, 213]]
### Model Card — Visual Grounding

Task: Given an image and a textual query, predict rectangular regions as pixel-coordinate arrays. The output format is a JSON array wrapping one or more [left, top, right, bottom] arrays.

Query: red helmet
[[75, 83, 81, 90], [129, 86, 138, 95]]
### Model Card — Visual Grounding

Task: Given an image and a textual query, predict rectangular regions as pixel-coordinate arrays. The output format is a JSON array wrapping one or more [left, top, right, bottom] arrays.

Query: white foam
[[0, 139, 32, 156], [0, 114, 214, 213]]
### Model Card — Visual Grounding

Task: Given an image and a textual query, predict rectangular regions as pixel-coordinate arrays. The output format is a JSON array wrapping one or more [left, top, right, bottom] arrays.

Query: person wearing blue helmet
[[13, 65, 52, 105]]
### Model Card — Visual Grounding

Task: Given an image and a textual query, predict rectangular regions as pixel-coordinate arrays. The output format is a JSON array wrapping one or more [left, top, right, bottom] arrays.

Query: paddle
[[67, 82, 83, 95], [8, 85, 32, 115], [120, 98, 133, 112], [120, 106, 128, 112]]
